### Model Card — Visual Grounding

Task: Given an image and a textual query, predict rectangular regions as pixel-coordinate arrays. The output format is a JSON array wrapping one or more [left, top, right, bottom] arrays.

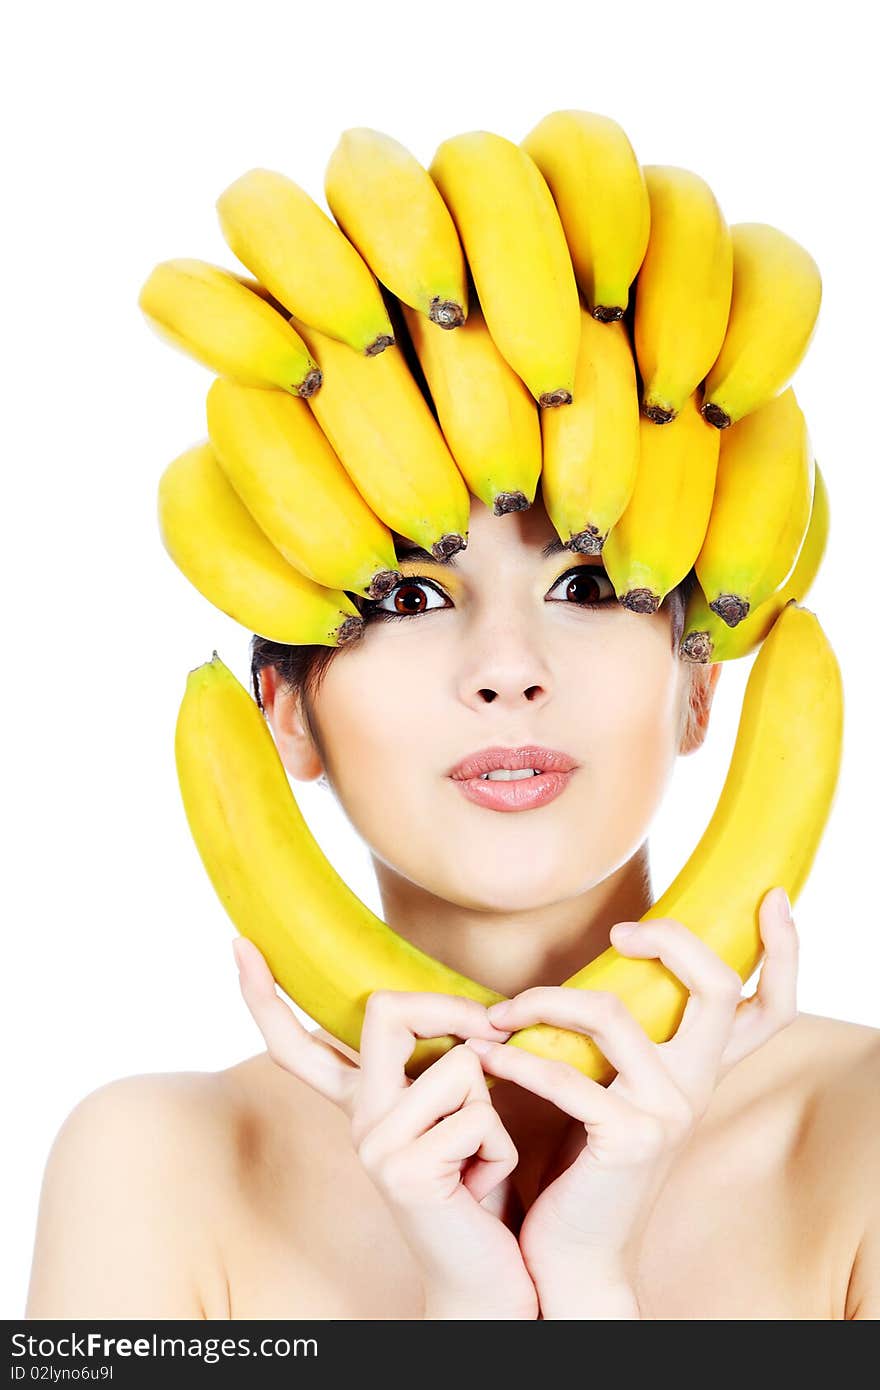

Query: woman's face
[[273, 490, 714, 913]]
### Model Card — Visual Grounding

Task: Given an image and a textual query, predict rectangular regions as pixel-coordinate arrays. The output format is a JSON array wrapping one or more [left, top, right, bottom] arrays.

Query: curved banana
[[505, 600, 843, 1080], [701, 222, 822, 429], [400, 299, 541, 516], [205, 377, 401, 601], [602, 392, 721, 611], [521, 109, 650, 321], [429, 130, 581, 407], [694, 387, 814, 627], [138, 258, 322, 397], [325, 128, 469, 329], [216, 168, 395, 356], [540, 309, 641, 554], [681, 460, 829, 663], [158, 440, 364, 646], [634, 166, 733, 423], [293, 318, 470, 560], [175, 598, 842, 1086]]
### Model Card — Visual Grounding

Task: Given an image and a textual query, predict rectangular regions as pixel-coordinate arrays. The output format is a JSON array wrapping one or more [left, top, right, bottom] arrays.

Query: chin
[[429, 843, 595, 913]]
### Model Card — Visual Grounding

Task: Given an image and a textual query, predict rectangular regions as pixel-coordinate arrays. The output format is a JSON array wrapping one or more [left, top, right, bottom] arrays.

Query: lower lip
[[450, 769, 576, 812]]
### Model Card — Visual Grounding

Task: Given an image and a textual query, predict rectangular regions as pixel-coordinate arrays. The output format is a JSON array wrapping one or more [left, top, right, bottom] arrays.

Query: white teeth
[[480, 768, 540, 781]]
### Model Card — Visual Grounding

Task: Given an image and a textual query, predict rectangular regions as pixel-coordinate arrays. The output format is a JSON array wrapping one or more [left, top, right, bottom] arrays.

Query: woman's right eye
[[359, 576, 451, 620]]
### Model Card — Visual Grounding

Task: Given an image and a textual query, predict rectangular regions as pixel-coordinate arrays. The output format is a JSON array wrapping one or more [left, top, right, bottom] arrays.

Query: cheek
[[576, 629, 683, 840], [305, 632, 448, 838]]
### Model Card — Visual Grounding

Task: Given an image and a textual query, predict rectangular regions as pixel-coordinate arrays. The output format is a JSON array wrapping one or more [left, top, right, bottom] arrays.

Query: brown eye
[[391, 582, 430, 614], [360, 576, 450, 619], [547, 565, 616, 607]]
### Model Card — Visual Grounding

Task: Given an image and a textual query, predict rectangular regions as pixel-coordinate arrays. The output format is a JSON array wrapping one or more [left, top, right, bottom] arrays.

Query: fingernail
[[232, 939, 243, 972], [775, 887, 793, 922], [612, 922, 637, 938], [487, 1001, 510, 1022], [467, 1038, 493, 1056]]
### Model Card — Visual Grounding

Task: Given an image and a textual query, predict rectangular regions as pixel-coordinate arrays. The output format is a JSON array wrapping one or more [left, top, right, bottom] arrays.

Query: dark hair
[[250, 629, 338, 743], [250, 565, 702, 723]]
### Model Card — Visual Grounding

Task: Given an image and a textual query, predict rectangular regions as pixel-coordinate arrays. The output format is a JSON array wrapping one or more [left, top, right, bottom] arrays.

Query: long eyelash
[[356, 565, 617, 621], [550, 564, 618, 611], [356, 575, 450, 621]]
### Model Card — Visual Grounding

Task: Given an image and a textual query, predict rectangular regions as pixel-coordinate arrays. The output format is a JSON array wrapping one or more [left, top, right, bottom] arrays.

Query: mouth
[[447, 745, 579, 813], [451, 768, 576, 812]]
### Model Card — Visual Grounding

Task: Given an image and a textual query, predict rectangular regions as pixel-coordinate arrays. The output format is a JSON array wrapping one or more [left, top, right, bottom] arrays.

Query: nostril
[[524, 686, 541, 700], [478, 689, 497, 702]]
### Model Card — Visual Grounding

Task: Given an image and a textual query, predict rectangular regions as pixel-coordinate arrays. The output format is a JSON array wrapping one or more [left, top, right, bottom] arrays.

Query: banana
[[400, 299, 541, 516], [428, 130, 581, 407], [216, 168, 395, 356], [157, 440, 364, 647], [175, 597, 842, 1086], [292, 318, 470, 559], [701, 222, 822, 429], [601, 392, 721, 611], [228, 272, 288, 313], [504, 600, 843, 1081], [325, 128, 469, 329], [634, 166, 733, 423], [681, 460, 829, 663], [521, 109, 650, 321], [138, 258, 322, 397], [540, 308, 641, 554], [694, 387, 814, 627], [176, 651, 507, 1083], [205, 377, 401, 601]]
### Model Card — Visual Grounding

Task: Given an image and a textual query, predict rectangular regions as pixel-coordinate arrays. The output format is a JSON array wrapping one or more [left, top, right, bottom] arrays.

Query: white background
[[3, 0, 877, 1318]]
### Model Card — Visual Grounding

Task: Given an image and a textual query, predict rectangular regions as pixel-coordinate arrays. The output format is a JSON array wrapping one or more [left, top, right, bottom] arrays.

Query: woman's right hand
[[232, 936, 539, 1320]]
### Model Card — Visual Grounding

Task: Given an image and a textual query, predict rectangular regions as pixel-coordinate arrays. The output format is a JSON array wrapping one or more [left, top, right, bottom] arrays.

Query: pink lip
[[447, 745, 579, 814]]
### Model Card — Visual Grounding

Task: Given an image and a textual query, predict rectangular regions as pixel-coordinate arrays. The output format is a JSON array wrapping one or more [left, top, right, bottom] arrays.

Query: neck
[[373, 841, 654, 997]]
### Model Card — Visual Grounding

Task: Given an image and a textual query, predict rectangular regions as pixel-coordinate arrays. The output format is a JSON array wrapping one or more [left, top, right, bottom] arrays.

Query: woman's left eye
[[546, 565, 617, 608]]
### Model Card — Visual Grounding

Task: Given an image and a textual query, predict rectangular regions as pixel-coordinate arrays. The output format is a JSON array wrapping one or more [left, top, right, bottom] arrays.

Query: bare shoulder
[[25, 1066, 241, 1319], [755, 1009, 880, 1141], [216, 1044, 352, 1199], [789, 1011, 880, 1117], [799, 1010, 880, 1166], [709, 1009, 879, 1223], [782, 1012, 880, 1317]]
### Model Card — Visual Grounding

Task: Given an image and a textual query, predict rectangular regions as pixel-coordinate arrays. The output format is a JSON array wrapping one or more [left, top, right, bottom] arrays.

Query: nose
[[456, 614, 553, 710]]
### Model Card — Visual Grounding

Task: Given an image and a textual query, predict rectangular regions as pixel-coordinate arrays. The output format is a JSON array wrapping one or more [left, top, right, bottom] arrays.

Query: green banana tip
[[186, 649, 225, 682]]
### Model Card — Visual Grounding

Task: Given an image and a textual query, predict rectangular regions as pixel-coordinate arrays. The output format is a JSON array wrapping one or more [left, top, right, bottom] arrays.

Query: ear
[[678, 661, 723, 756], [256, 664, 325, 782]]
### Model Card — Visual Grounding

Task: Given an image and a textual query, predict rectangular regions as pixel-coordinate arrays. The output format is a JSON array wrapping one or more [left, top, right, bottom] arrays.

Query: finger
[[414, 1100, 519, 1205], [719, 887, 799, 1075], [464, 1035, 635, 1128], [233, 936, 357, 1111], [486, 985, 677, 1102], [356, 990, 512, 1136], [610, 917, 743, 1067], [358, 1040, 492, 1156]]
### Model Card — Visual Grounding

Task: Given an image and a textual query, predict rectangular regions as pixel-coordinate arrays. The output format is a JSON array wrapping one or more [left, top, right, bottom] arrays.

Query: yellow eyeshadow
[[393, 554, 603, 598], [396, 558, 463, 599]]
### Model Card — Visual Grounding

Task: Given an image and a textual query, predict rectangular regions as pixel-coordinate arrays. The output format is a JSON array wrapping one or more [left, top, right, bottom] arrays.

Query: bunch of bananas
[[141, 111, 844, 1084]]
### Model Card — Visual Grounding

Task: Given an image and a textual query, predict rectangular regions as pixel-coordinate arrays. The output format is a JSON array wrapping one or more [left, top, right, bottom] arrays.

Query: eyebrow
[[395, 536, 574, 567]]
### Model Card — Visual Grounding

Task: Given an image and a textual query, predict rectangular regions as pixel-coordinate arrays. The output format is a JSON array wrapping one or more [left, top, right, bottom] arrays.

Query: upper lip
[[448, 745, 579, 780]]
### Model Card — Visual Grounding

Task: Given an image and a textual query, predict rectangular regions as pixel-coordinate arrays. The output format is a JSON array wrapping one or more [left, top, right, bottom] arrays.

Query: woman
[[25, 490, 880, 1319]]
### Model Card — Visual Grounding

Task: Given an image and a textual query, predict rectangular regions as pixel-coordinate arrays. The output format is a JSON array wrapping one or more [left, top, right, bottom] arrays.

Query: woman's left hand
[[464, 886, 799, 1318]]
